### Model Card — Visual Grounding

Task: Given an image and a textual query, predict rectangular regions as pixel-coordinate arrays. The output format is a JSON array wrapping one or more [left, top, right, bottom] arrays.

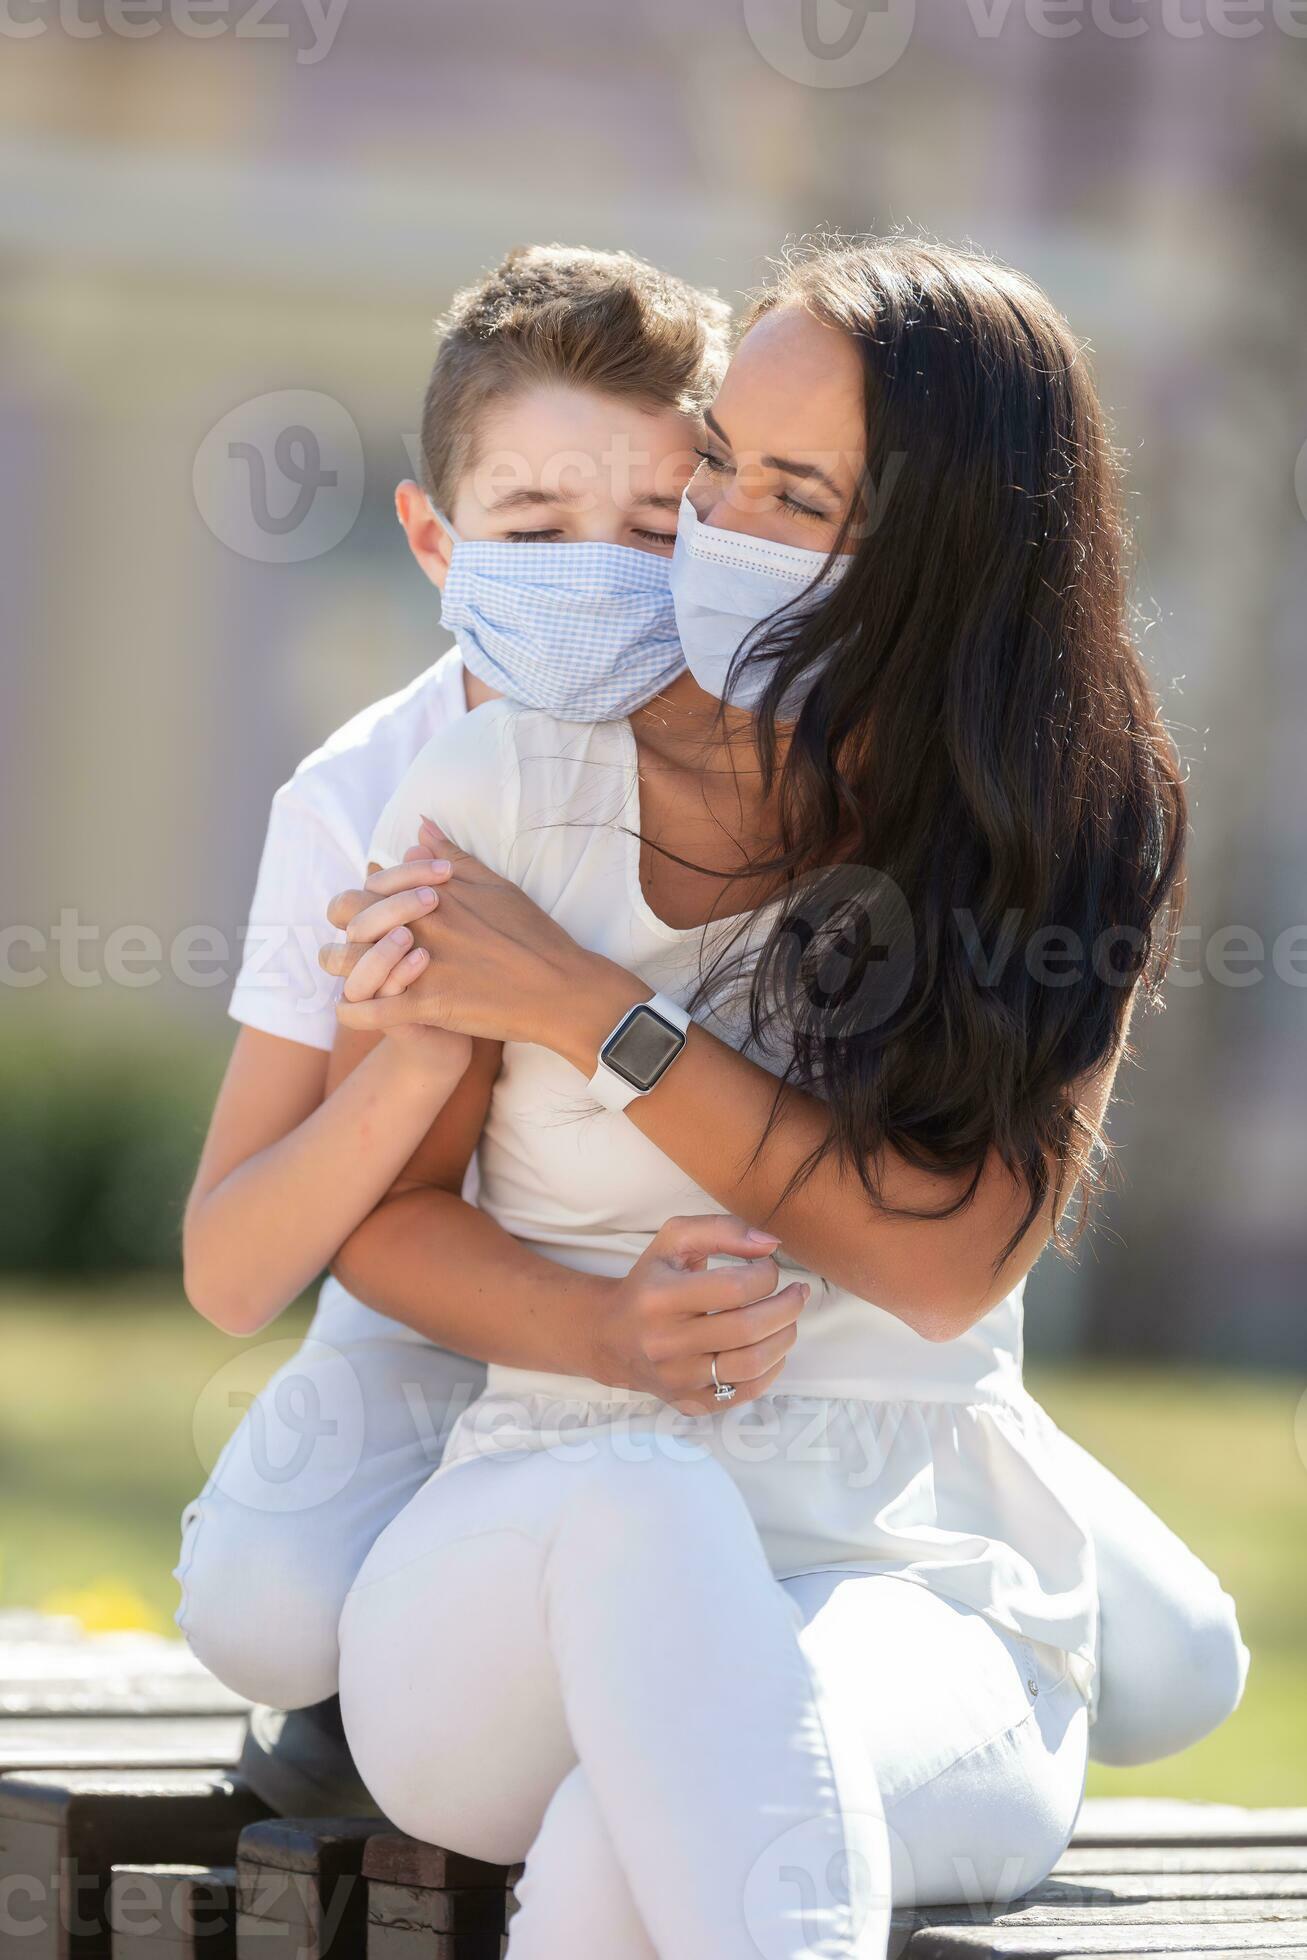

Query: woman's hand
[[595, 1214, 808, 1413], [321, 822, 647, 1062]]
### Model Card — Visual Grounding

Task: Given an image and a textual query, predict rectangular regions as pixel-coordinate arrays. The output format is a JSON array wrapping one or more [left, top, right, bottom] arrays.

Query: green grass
[[2, 1282, 1303, 1803], [1027, 1359, 1307, 1805], [0, 1280, 312, 1632]]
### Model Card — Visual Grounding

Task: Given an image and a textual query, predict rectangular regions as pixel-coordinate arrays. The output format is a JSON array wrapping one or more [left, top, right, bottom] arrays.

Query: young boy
[[176, 245, 733, 1806]]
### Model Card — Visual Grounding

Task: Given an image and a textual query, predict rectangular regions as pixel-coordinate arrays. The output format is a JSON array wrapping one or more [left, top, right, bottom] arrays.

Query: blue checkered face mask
[[669, 491, 848, 714], [432, 506, 686, 720]]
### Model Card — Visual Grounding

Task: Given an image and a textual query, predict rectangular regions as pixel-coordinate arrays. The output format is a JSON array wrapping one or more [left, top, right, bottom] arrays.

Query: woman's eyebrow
[[703, 409, 841, 501], [765, 455, 842, 500], [703, 409, 732, 451]]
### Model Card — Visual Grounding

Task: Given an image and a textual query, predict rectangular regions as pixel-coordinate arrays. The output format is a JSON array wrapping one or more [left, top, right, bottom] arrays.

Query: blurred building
[[1, 0, 1304, 1359]]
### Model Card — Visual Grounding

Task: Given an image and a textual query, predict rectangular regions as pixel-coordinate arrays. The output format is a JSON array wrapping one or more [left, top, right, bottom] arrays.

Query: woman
[[321, 238, 1212, 1956]]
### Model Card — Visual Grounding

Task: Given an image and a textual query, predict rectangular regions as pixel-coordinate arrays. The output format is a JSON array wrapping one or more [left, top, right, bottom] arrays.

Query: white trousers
[[175, 1314, 1247, 1769], [336, 1435, 1088, 1957]]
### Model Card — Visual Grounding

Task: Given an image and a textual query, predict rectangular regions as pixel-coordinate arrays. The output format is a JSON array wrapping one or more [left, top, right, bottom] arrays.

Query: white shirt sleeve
[[228, 789, 360, 1053]]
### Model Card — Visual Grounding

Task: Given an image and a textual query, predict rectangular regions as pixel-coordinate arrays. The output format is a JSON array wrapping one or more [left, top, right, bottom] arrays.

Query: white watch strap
[[587, 992, 690, 1113]]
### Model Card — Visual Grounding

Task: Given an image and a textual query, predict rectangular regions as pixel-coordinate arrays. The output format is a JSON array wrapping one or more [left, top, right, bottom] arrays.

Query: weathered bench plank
[[359, 1836, 516, 1893], [0, 1625, 249, 1723], [1056, 1850, 1307, 1878], [364, 1878, 509, 1934], [235, 1818, 382, 1960], [109, 1866, 236, 1960], [921, 1902, 1307, 1927], [894, 1808, 1307, 1958], [0, 1770, 267, 1960], [1033, 1873, 1307, 1905], [1073, 1803, 1307, 1849], [3, 1623, 1305, 1960], [0, 1720, 247, 1774], [361, 1834, 514, 1960], [901, 1923, 1307, 1956]]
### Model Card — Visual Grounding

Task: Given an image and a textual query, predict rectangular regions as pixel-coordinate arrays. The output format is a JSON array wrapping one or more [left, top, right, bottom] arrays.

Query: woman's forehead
[[713, 305, 865, 461]]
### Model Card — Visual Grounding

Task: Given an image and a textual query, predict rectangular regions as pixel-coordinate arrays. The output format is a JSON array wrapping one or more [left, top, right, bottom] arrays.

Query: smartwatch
[[587, 993, 690, 1113]]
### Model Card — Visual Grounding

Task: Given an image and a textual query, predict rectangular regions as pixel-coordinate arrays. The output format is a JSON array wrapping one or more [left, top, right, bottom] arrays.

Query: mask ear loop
[[426, 497, 460, 546]]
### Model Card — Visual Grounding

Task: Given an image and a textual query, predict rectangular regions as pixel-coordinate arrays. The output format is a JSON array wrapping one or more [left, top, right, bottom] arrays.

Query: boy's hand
[[594, 1214, 808, 1414], [322, 834, 614, 1053], [325, 856, 455, 1045]]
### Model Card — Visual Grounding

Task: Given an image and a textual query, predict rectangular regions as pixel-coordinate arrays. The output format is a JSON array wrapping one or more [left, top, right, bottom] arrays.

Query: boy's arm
[[327, 1027, 615, 1374], [182, 1020, 471, 1337], [185, 761, 472, 1336]]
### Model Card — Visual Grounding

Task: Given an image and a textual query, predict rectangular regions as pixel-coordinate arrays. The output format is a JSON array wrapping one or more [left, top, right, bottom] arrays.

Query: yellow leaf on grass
[[38, 1581, 163, 1634]]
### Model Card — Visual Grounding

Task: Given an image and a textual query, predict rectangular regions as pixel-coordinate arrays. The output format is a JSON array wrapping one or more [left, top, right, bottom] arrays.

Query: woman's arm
[[328, 1024, 808, 1409], [579, 996, 1123, 1337], [451, 977, 1119, 1338], [324, 847, 1129, 1340], [182, 1017, 471, 1337]]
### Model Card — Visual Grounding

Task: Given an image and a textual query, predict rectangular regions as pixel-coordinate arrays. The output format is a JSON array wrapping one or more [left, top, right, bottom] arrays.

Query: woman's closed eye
[[694, 448, 830, 525], [776, 491, 830, 524]]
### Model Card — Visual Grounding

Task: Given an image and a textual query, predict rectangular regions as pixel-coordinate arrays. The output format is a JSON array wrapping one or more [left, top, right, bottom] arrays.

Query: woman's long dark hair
[[713, 237, 1187, 1261]]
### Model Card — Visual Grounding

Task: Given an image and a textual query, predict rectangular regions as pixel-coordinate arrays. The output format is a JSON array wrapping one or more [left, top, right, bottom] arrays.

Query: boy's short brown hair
[[419, 243, 732, 510]]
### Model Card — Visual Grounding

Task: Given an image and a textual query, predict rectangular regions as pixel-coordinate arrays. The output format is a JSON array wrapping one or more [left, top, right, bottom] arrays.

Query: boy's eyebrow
[[485, 487, 683, 517], [703, 409, 843, 502], [486, 486, 585, 513]]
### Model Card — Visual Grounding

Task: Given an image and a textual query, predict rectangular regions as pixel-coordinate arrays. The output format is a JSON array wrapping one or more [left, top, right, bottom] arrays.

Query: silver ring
[[710, 1354, 736, 1404]]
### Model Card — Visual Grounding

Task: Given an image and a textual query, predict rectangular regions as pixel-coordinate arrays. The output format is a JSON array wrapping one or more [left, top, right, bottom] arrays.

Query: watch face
[[603, 1005, 685, 1091]]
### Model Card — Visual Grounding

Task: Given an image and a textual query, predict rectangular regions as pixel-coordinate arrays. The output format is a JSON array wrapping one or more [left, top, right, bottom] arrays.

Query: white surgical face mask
[[669, 490, 848, 714], [432, 505, 686, 721]]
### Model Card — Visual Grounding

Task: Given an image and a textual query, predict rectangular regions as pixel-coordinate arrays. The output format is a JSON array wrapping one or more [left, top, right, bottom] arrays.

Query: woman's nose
[[701, 497, 774, 540], [690, 477, 765, 536], [686, 474, 719, 526]]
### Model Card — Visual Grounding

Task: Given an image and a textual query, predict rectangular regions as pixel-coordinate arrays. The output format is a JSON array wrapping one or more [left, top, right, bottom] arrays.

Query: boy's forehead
[[465, 385, 699, 512]]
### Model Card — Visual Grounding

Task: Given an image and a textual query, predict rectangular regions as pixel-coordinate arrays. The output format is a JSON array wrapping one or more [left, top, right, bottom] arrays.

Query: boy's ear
[[395, 479, 453, 590]]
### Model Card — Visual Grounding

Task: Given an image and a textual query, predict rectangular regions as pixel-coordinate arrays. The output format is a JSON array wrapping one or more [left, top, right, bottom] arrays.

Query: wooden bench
[[2, 1614, 1303, 1959]]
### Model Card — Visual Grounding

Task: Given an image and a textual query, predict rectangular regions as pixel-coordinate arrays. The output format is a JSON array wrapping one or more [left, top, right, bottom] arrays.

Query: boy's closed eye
[[502, 525, 677, 551]]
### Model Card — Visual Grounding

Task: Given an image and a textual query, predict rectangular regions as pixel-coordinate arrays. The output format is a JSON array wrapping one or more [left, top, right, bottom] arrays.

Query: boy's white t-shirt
[[228, 650, 468, 1051], [227, 645, 482, 1356]]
